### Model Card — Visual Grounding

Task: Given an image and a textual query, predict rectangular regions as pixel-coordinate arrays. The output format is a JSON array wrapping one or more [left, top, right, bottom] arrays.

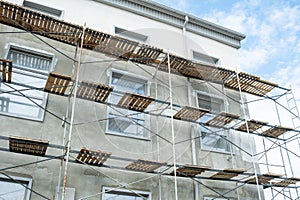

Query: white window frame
[[196, 91, 224, 114], [0, 43, 55, 121], [204, 197, 230, 200], [22, 0, 64, 19], [192, 50, 219, 65], [196, 90, 232, 154], [102, 186, 151, 200], [106, 68, 150, 140], [0, 174, 32, 200], [114, 26, 148, 43]]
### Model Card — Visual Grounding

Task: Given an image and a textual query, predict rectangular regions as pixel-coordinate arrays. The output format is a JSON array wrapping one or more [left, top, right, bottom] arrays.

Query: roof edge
[[93, 0, 246, 48]]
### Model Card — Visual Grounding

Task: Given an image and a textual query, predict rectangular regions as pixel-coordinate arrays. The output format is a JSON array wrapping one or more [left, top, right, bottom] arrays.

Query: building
[[0, 0, 299, 199]]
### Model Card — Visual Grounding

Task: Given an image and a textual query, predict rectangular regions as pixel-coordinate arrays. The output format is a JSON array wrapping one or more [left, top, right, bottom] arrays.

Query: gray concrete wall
[[0, 1, 264, 200]]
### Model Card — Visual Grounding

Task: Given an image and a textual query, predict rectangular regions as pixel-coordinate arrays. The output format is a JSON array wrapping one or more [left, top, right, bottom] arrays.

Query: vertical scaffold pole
[[56, 44, 79, 200], [61, 23, 86, 200], [167, 51, 178, 200], [235, 70, 262, 200]]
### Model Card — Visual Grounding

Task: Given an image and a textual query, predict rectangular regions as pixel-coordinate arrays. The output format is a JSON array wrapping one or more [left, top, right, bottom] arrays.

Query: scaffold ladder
[[285, 87, 300, 198], [286, 88, 300, 130]]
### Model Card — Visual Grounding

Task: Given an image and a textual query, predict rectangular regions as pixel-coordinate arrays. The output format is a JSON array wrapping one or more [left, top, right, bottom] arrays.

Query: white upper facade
[[9, 0, 246, 69]]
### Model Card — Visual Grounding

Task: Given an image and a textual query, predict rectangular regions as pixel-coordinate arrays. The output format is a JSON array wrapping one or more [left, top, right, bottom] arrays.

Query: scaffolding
[[0, 1, 300, 199]]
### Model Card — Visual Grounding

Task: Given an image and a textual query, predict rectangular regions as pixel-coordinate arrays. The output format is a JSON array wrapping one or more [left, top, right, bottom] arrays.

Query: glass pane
[[197, 93, 224, 113], [103, 190, 148, 200], [108, 113, 145, 137], [0, 94, 44, 119], [8, 48, 52, 72], [201, 132, 230, 152], [108, 72, 147, 137], [0, 180, 28, 200], [111, 73, 146, 95]]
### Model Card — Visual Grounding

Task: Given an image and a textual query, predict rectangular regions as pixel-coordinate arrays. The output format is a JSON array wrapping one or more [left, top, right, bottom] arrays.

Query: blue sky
[[155, 0, 300, 99]]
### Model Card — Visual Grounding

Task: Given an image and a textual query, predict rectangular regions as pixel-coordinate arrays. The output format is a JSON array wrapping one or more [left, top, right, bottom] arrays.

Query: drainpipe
[[183, 15, 189, 57], [183, 15, 189, 32]]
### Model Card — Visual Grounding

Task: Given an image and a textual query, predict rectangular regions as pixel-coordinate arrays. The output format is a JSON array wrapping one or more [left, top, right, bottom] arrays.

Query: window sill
[[200, 148, 235, 155], [0, 112, 44, 122]]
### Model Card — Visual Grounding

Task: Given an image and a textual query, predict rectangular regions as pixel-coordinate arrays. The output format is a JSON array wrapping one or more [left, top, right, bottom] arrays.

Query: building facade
[[1, 0, 293, 200]]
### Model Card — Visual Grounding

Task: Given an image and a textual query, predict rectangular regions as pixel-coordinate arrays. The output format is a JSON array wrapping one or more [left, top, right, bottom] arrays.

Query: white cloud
[[203, 1, 300, 73], [239, 48, 268, 71]]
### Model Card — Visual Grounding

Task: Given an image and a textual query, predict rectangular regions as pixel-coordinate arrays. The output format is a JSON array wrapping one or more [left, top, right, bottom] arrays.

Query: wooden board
[[206, 111, 240, 127], [76, 148, 111, 166], [171, 165, 210, 177], [0, 58, 12, 83], [117, 92, 154, 112], [261, 126, 292, 138], [159, 55, 192, 75], [210, 168, 246, 179], [102, 36, 138, 59], [173, 106, 209, 121], [273, 177, 300, 187], [83, 28, 111, 51], [77, 81, 113, 103], [44, 72, 72, 95], [131, 45, 163, 64], [237, 119, 268, 133], [245, 173, 282, 184], [9, 136, 48, 156], [272, 179, 297, 187], [125, 159, 166, 172], [225, 72, 278, 97]]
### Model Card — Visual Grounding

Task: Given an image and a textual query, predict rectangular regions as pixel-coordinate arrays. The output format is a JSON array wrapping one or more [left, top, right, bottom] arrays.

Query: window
[[197, 92, 224, 114], [23, 0, 63, 18], [0, 175, 32, 200], [201, 131, 231, 153], [102, 187, 151, 200], [115, 27, 148, 43], [204, 197, 229, 200], [0, 44, 55, 121], [107, 70, 149, 139], [193, 51, 219, 65], [197, 91, 231, 153]]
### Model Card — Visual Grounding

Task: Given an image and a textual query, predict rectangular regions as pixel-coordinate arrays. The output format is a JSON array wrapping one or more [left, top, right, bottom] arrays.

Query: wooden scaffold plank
[[261, 125, 292, 138], [206, 111, 240, 127], [171, 165, 210, 177], [173, 106, 209, 121], [76, 148, 111, 166], [117, 92, 154, 112], [237, 119, 268, 133], [225, 72, 278, 96], [102, 36, 138, 59], [131, 45, 163, 65], [245, 173, 282, 185], [210, 168, 246, 179], [76, 81, 113, 103], [160, 54, 192, 75], [44, 72, 72, 95], [272, 177, 300, 187], [125, 159, 166, 172], [9, 136, 49, 156], [0, 58, 12, 83], [83, 28, 111, 51]]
